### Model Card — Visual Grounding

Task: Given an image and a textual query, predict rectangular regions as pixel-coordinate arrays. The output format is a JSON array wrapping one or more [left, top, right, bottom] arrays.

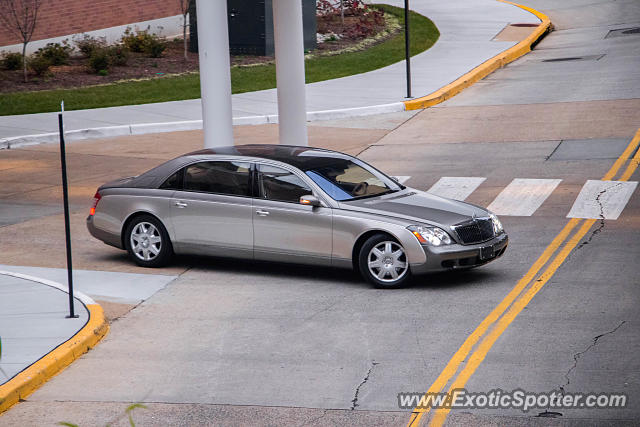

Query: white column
[[196, 0, 234, 148], [272, 0, 308, 146]]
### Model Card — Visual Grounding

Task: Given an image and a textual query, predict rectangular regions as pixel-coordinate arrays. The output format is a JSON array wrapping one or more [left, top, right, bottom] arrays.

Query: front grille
[[453, 218, 495, 244]]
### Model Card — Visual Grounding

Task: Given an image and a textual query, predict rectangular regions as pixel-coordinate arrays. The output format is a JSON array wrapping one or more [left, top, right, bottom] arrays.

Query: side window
[[159, 169, 183, 190], [183, 161, 251, 196], [257, 164, 312, 203]]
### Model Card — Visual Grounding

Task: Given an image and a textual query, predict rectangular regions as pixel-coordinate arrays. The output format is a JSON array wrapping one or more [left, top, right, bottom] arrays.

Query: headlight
[[490, 213, 503, 234], [408, 225, 452, 246]]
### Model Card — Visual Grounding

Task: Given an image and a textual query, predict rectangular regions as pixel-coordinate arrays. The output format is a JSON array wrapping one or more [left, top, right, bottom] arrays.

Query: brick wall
[[0, 0, 182, 46]]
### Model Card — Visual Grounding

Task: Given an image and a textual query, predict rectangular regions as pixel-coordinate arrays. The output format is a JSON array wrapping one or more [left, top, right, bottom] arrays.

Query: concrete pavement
[[0, 0, 541, 145], [0, 265, 177, 305], [1, 0, 639, 425], [0, 105, 407, 418]]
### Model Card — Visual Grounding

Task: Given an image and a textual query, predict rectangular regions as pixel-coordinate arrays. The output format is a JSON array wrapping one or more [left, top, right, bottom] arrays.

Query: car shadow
[[410, 269, 502, 290], [173, 254, 363, 286], [167, 254, 502, 291]]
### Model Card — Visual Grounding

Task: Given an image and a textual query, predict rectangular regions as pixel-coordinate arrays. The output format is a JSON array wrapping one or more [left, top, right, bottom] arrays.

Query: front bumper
[[410, 233, 508, 274]]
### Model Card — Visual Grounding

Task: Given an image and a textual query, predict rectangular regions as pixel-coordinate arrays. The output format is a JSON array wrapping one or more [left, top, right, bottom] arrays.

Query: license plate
[[480, 246, 494, 260]]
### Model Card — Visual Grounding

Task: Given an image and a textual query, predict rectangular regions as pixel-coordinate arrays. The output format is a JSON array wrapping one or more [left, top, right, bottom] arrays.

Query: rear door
[[169, 160, 253, 258], [252, 163, 333, 265]]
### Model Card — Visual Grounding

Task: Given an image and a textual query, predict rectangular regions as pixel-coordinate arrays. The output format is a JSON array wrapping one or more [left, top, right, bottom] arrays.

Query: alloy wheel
[[130, 222, 162, 261], [367, 241, 408, 283]]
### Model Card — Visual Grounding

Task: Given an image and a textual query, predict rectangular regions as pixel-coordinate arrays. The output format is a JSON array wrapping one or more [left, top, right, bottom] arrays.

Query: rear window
[[159, 170, 183, 190], [183, 161, 251, 196]]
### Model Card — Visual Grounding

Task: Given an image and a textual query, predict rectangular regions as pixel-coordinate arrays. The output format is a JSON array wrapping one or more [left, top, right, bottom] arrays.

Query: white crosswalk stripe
[[567, 180, 638, 220], [426, 177, 486, 201], [487, 178, 562, 216], [398, 175, 635, 219]]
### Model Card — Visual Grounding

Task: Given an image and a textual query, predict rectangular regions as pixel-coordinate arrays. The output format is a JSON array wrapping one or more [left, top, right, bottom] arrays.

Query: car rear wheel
[[358, 234, 411, 288], [124, 214, 172, 267]]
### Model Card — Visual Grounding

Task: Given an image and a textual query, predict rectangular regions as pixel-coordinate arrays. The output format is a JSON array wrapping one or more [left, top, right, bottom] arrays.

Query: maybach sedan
[[87, 145, 508, 288]]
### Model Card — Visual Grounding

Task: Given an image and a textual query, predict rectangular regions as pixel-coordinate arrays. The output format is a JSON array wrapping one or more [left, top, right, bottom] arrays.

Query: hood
[[339, 189, 488, 227]]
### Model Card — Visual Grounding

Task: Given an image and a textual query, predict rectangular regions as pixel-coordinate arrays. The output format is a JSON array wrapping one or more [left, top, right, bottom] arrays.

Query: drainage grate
[[542, 54, 605, 63], [605, 26, 640, 38]]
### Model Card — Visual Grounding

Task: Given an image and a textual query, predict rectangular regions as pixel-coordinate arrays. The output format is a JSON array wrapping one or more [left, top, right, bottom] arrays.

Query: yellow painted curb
[[0, 303, 109, 414], [404, 0, 551, 110]]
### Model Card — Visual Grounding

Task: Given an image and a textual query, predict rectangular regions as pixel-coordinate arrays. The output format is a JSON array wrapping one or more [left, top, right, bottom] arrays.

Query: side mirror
[[300, 194, 321, 207]]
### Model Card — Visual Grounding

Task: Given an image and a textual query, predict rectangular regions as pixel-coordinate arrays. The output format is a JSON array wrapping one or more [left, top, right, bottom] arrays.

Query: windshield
[[303, 157, 402, 201]]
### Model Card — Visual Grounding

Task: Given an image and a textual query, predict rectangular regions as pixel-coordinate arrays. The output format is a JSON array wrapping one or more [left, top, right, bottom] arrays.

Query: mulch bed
[[0, 41, 199, 93], [0, 10, 392, 94]]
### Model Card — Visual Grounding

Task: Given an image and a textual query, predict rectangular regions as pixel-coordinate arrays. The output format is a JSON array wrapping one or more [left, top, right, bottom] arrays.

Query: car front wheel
[[124, 214, 172, 267], [358, 234, 411, 288]]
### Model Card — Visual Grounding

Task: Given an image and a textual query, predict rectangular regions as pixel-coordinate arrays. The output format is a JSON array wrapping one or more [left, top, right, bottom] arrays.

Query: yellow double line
[[408, 128, 640, 427]]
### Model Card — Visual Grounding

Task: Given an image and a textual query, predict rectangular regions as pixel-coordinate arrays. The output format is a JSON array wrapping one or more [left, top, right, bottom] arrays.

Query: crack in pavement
[[576, 182, 622, 251], [560, 321, 626, 393], [351, 360, 379, 410]]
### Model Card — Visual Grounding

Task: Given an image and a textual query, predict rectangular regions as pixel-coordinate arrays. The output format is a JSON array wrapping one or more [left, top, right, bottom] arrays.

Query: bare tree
[[0, 0, 42, 82], [178, 0, 189, 61]]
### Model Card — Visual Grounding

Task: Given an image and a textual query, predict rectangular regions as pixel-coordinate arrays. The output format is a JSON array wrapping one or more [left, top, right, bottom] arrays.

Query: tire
[[124, 214, 173, 267], [358, 234, 411, 288]]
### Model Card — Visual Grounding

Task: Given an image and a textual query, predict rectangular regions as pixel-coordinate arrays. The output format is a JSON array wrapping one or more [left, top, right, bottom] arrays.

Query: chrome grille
[[453, 218, 494, 245]]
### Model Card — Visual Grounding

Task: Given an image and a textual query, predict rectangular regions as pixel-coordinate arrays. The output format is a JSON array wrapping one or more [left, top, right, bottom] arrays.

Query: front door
[[253, 164, 333, 265]]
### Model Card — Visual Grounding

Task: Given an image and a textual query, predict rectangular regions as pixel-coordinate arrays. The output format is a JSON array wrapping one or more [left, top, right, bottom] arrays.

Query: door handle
[[174, 201, 188, 208], [256, 209, 270, 216]]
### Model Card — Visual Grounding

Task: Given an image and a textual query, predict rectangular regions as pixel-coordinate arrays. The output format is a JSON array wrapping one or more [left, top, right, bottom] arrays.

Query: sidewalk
[[0, 271, 108, 413], [0, 0, 541, 145]]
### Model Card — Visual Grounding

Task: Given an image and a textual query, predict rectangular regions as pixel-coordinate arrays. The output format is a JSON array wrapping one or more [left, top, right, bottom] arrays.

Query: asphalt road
[[1, 0, 639, 426]]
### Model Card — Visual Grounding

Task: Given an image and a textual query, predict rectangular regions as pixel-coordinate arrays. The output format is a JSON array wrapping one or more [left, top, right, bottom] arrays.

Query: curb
[[0, 271, 109, 415], [403, 0, 551, 110]]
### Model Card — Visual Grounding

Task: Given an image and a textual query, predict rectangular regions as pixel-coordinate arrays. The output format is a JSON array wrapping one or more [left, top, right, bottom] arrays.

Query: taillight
[[90, 191, 101, 216]]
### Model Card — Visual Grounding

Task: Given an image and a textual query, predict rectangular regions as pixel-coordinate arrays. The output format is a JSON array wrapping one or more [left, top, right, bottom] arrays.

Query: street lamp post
[[58, 108, 78, 319]]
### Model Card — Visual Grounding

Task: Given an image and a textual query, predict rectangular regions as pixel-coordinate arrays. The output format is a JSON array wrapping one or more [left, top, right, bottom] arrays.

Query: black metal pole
[[404, 0, 411, 98], [58, 113, 78, 319]]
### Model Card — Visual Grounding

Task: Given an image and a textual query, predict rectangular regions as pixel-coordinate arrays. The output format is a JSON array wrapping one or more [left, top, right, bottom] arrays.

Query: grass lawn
[[0, 5, 438, 116]]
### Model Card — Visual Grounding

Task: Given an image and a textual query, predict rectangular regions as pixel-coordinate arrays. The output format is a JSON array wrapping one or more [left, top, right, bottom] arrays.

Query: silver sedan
[[87, 145, 508, 288]]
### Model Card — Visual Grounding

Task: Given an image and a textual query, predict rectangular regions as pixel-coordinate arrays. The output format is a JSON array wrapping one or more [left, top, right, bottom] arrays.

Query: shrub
[[107, 45, 130, 66], [88, 48, 110, 73], [145, 37, 166, 58], [1, 52, 23, 70], [121, 26, 166, 57], [74, 34, 107, 57], [28, 54, 52, 76], [35, 41, 73, 65], [98, 69, 108, 76], [121, 27, 154, 53]]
